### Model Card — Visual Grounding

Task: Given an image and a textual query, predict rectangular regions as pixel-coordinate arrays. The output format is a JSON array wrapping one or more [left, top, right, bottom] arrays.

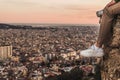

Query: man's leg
[[80, 2, 120, 57], [96, 2, 120, 48]]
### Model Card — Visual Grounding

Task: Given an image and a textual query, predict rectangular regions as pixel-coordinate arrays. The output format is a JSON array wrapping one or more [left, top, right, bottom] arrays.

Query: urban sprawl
[[0, 24, 101, 80]]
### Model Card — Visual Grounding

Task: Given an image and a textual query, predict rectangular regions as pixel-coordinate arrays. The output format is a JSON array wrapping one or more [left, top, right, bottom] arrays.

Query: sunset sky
[[0, 0, 110, 24]]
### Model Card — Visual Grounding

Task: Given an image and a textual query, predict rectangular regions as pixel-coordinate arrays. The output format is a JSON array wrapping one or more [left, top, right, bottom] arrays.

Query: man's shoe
[[80, 45, 104, 57]]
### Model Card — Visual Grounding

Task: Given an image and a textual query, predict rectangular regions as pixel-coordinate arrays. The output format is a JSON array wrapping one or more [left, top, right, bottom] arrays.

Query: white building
[[0, 46, 12, 59]]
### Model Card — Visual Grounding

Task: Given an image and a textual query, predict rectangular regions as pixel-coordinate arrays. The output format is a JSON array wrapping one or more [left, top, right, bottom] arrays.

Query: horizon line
[[0, 22, 99, 26]]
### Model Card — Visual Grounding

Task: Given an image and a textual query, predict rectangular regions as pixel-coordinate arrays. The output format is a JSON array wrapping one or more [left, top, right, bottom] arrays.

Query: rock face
[[102, 16, 120, 80]]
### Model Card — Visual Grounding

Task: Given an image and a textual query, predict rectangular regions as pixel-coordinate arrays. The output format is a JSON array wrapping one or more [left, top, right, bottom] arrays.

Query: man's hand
[[106, 0, 116, 7]]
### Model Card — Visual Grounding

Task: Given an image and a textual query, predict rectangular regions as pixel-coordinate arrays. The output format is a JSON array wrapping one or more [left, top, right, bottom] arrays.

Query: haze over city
[[0, 0, 110, 24]]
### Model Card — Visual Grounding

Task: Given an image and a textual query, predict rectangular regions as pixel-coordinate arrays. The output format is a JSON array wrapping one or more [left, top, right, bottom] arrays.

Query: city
[[0, 24, 101, 80]]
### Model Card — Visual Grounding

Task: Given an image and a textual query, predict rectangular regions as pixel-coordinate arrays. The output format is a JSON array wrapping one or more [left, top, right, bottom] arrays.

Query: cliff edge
[[102, 15, 120, 80]]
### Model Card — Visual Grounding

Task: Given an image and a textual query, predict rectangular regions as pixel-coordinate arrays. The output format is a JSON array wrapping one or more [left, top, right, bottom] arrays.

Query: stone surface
[[102, 15, 120, 80]]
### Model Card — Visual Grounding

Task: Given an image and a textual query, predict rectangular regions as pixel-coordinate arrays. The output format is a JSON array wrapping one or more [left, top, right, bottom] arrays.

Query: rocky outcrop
[[102, 16, 120, 80]]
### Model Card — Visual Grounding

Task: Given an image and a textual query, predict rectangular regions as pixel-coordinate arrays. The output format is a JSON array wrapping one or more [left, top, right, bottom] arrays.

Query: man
[[80, 0, 120, 57]]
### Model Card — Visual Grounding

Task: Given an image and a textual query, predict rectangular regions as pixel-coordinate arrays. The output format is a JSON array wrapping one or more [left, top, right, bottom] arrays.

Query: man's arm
[[106, 0, 116, 7]]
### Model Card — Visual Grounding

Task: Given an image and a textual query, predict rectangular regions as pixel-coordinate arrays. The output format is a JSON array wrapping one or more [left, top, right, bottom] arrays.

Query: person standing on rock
[[80, 0, 120, 57]]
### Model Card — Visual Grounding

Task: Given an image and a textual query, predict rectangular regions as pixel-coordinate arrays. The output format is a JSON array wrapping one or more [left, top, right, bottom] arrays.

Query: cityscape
[[1, 0, 120, 80], [0, 24, 101, 80]]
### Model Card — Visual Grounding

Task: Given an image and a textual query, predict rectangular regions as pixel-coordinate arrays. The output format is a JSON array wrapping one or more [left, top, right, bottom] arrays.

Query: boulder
[[101, 15, 120, 80]]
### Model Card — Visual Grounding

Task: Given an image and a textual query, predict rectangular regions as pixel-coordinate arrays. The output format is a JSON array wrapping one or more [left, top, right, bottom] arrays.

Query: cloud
[[0, 0, 40, 6], [0, 0, 109, 24]]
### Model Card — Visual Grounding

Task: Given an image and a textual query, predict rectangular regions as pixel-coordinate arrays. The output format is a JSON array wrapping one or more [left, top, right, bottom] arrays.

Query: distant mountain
[[0, 23, 98, 30], [0, 23, 32, 29]]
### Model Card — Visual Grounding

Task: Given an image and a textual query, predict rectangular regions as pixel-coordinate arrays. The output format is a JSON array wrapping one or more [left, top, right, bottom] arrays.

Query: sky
[[0, 0, 110, 24]]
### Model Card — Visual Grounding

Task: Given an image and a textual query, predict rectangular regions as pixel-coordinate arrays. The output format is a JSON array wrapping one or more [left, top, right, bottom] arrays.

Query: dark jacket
[[115, 0, 120, 2]]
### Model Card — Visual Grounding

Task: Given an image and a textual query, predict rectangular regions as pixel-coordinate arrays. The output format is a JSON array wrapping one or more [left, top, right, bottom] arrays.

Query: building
[[0, 46, 12, 59]]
